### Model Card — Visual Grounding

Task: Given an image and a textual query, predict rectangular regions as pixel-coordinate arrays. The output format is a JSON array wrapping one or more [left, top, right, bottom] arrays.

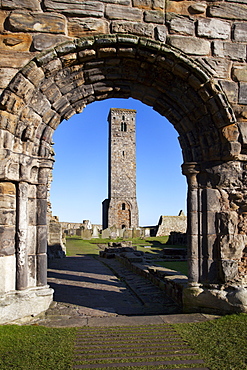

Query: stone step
[[98, 257, 181, 314], [74, 353, 200, 362], [73, 324, 209, 370], [74, 359, 207, 369], [74, 347, 192, 356]]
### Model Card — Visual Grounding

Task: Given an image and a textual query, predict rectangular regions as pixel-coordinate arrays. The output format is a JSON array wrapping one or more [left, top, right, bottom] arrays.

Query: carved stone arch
[[0, 35, 238, 162], [117, 200, 131, 229], [0, 35, 246, 323]]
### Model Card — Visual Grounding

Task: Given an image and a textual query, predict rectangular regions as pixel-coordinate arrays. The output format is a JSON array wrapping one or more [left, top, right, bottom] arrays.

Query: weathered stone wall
[[60, 221, 84, 235], [105, 108, 139, 229], [61, 220, 102, 238], [0, 0, 247, 319], [0, 182, 16, 295], [156, 214, 187, 236], [47, 215, 66, 258], [0, 0, 246, 125]]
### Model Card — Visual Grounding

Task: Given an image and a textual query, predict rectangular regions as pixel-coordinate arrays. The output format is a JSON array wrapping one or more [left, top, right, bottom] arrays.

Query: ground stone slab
[[45, 254, 181, 317], [73, 325, 209, 369]]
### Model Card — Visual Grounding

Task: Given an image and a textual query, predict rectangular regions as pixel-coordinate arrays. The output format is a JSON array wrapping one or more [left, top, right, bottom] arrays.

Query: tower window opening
[[121, 122, 127, 132], [122, 115, 125, 120], [122, 151, 125, 157], [122, 203, 126, 210]]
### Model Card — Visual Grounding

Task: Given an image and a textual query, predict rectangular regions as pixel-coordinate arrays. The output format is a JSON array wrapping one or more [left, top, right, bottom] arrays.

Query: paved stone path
[[44, 254, 181, 323], [97, 256, 183, 315], [30, 254, 216, 327], [31, 255, 212, 369]]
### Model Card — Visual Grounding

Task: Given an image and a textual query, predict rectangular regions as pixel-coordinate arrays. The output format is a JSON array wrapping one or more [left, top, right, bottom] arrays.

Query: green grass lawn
[[66, 235, 175, 257], [65, 236, 100, 256], [174, 313, 247, 370], [0, 314, 246, 369], [65, 236, 188, 275], [0, 325, 76, 370], [155, 261, 188, 276]]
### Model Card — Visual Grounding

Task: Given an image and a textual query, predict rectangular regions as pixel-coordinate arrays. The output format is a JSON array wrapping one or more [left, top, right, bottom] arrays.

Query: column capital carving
[[182, 162, 200, 176], [182, 162, 200, 188]]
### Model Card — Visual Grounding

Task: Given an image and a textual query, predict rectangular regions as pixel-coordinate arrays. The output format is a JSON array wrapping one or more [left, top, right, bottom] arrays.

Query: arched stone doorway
[[117, 201, 131, 229], [0, 35, 246, 323]]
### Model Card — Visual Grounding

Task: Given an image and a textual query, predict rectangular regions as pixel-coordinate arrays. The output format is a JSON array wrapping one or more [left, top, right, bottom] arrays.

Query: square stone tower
[[102, 108, 139, 230]]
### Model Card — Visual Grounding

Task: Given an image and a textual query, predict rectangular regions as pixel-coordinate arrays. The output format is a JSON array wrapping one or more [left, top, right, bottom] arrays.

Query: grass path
[[73, 324, 208, 370], [65, 236, 188, 275], [0, 314, 246, 369]]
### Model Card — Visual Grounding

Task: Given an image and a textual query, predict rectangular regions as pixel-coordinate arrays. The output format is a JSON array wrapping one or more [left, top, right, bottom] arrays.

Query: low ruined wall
[[156, 215, 187, 236], [116, 254, 187, 306], [48, 217, 66, 258]]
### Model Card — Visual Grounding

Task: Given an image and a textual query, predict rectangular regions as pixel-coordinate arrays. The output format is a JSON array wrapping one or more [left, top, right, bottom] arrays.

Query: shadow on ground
[[47, 255, 181, 316]]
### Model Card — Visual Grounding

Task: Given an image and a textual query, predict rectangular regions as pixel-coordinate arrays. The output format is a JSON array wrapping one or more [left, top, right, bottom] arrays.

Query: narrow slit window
[[122, 203, 126, 210], [121, 122, 127, 132]]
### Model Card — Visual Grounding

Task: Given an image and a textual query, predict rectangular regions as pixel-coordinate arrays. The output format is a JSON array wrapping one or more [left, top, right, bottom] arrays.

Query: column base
[[0, 286, 53, 324], [183, 283, 247, 314]]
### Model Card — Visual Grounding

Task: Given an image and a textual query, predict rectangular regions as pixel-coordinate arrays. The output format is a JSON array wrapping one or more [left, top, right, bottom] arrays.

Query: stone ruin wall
[[0, 0, 247, 319], [156, 214, 187, 236], [47, 215, 66, 258], [0, 0, 246, 118], [60, 221, 85, 233]]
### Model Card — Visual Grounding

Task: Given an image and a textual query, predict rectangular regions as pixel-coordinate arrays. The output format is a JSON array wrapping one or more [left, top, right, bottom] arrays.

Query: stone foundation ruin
[[47, 215, 66, 259], [156, 212, 187, 237]]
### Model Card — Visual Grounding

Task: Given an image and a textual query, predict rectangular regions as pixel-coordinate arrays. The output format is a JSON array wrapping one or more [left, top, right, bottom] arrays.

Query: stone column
[[201, 188, 221, 283], [36, 183, 48, 286], [16, 181, 29, 290], [182, 163, 200, 284], [27, 184, 37, 288], [0, 182, 16, 294], [36, 164, 53, 287]]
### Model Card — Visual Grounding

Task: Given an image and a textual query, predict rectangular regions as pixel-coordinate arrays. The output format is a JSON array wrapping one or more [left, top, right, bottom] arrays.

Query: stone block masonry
[[0, 1, 244, 103], [0, 1, 245, 122], [156, 214, 187, 237], [0, 0, 247, 321], [103, 108, 139, 230]]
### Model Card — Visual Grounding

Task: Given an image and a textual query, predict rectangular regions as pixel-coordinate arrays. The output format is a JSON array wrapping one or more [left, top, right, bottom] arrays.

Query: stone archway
[[0, 34, 246, 323]]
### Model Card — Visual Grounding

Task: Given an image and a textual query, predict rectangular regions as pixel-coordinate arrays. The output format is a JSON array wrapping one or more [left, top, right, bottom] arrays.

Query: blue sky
[[50, 98, 187, 226]]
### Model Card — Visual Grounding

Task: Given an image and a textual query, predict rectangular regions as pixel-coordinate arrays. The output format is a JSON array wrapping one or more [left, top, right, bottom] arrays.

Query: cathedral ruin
[[0, 0, 247, 323], [103, 108, 139, 230]]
